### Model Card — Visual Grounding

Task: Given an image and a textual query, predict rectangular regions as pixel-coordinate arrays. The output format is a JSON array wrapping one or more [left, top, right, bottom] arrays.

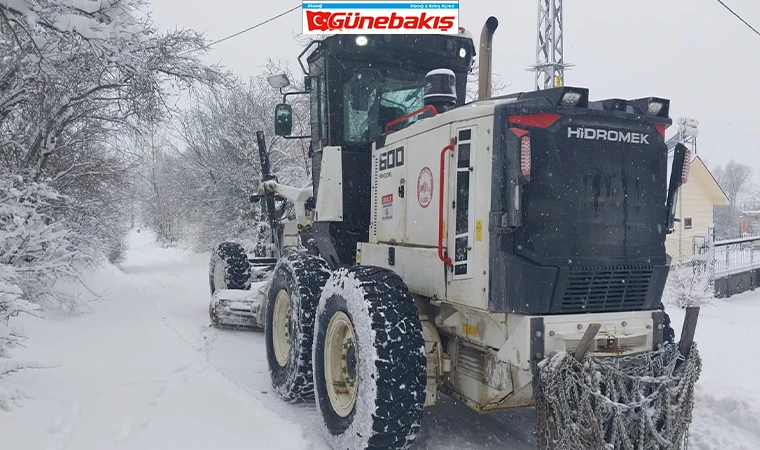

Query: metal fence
[[665, 231, 760, 299], [712, 235, 760, 277]]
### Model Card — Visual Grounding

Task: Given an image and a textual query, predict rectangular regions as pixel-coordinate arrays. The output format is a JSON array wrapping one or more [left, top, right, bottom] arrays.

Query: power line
[[207, 5, 301, 48], [715, 0, 760, 38]]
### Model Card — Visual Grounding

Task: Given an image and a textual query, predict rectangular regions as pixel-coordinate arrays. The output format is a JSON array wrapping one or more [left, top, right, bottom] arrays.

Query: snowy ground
[[1, 229, 758, 450]]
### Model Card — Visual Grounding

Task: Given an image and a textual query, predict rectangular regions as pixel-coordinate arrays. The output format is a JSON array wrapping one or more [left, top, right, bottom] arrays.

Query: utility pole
[[529, 0, 573, 90]]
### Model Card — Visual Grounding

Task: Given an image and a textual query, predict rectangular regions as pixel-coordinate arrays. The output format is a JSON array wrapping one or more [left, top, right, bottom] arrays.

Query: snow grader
[[208, 16, 702, 450]]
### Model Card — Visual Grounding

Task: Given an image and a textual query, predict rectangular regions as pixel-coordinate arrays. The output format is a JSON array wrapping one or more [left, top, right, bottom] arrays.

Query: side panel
[[314, 146, 344, 222], [313, 147, 372, 268], [405, 126, 453, 247], [368, 116, 495, 310], [357, 242, 447, 300], [373, 142, 408, 244]]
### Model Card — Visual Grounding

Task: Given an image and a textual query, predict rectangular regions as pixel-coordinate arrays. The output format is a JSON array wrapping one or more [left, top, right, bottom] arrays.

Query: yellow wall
[[665, 159, 726, 263]]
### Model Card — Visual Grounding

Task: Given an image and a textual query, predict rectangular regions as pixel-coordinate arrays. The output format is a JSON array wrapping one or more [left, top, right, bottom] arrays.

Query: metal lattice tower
[[666, 118, 699, 156], [528, 0, 573, 90]]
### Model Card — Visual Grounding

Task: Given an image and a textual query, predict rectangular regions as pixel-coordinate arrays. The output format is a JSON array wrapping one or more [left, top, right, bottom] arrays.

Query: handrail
[[438, 138, 455, 266], [386, 105, 437, 134], [714, 235, 760, 247]]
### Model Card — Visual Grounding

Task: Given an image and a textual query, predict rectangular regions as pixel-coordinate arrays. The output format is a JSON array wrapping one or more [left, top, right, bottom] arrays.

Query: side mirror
[[274, 103, 293, 136]]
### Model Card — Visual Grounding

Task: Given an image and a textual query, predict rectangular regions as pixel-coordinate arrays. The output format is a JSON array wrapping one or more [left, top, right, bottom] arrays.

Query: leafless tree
[[137, 61, 310, 251], [712, 160, 754, 238]]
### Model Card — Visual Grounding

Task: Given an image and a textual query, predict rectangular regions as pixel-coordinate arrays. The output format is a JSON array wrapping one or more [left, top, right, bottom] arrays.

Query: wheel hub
[[324, 311, 358, 418], [272, 289, 292, 367]]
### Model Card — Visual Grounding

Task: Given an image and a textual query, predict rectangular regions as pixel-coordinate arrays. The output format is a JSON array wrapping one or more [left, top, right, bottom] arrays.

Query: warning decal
[[382, 193, 393, 220], [417, 167, 434, 208]]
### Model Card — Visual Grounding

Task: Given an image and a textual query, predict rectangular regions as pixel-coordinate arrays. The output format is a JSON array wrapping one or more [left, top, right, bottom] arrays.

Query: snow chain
[[532, 342, 702, 450]]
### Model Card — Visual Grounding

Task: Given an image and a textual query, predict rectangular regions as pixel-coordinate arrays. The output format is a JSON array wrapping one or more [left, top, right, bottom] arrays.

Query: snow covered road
[[2, 229, 758, 450], [0, 231, 314, 450]]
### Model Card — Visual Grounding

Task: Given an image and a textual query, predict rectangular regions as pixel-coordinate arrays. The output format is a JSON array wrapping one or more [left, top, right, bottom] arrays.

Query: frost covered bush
[[0, 176, 67, 408], [0, 174, 87, 307], [0, 275, 40, 358], [0, 277, 40, 411], [664, 257, 715, 308]]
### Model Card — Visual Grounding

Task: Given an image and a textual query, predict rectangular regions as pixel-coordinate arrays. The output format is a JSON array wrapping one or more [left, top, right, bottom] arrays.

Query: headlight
[[561, 92, 582, 106], [647, 101, 664, 115]]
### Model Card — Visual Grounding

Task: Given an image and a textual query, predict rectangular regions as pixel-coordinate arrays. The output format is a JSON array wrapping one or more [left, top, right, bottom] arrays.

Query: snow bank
[[665, 290, 760, 449], [688, 386, 760, 450]]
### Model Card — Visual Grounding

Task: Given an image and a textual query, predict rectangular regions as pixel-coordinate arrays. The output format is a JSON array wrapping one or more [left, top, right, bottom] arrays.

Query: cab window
[[343, 69, 425, 143]]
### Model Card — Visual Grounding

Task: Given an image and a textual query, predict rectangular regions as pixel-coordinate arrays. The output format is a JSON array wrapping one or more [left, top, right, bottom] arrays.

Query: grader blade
[[532, 316, 703, 450], [209, 281, 269, 330]]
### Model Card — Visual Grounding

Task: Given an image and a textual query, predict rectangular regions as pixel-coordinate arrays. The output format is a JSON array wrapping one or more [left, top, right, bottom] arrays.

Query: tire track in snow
[[111, 362, 198, 445], [46, 402, 81, 450], [116, 239, 537, 450]]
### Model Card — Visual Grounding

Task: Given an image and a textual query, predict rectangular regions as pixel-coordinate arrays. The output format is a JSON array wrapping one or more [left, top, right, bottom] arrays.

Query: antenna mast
[[529, 0, 573, 90]]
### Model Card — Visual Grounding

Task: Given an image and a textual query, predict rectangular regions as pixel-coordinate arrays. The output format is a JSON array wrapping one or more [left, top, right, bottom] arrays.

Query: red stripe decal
[[508, 113, 562, 129]]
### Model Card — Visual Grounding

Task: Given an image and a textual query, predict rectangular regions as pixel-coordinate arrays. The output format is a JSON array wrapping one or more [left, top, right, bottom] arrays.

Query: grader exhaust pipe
[[478, 16, 499, 100]]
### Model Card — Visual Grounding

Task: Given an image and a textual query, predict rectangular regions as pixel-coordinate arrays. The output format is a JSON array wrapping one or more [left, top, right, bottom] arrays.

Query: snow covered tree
[[1, 0, 226, 259], [1, 0, 225, 170], [137, 61, 310, 252], [0, 0, 227, 398]]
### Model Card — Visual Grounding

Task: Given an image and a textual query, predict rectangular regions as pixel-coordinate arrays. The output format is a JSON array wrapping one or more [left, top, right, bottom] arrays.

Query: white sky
[[148, 0, 760, 173]]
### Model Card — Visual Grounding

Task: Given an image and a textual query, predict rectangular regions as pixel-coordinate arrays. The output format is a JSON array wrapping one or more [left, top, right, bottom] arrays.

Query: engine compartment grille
[[560, 265, 654, 313]]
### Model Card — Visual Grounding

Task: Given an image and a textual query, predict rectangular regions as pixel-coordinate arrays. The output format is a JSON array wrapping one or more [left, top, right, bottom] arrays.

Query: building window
[[684, 218, 693, 229]]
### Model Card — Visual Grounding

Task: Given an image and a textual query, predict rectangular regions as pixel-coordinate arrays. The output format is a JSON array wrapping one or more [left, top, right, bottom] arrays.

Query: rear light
[[681, 147, 691, 183], [521, 136, 531, 177], [508, 113, 562, 128]]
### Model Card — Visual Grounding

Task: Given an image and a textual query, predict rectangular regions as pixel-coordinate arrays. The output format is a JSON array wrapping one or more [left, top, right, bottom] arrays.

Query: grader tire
[[265, 251, 331, 401], [313, 266, 426, 450], [209, 242, 251, 295]]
